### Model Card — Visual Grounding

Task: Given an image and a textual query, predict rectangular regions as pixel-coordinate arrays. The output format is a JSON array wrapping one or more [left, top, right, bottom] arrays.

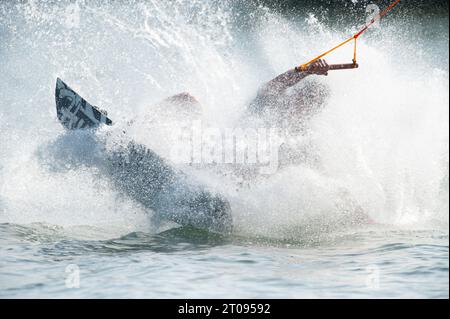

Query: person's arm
[[256, 59, 330, 98]]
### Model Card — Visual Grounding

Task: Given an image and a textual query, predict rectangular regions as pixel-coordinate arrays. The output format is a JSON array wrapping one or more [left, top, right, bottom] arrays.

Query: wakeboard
[[55, 78, 113, 130]]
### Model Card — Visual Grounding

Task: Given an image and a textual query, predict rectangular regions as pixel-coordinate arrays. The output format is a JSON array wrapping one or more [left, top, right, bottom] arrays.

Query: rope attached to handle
[[299, 0, 402, 71]]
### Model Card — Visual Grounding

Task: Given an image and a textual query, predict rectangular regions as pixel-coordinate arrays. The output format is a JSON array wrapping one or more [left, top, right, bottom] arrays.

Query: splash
[[0, 0, 448, 240]]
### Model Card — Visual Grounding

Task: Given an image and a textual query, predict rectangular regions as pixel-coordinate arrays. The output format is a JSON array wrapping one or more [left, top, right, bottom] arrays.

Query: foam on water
[[0, 0, 448, 240]]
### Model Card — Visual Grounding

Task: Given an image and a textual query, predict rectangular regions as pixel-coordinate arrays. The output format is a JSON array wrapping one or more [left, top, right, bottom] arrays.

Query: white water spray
[[0, 0, 448, 239]]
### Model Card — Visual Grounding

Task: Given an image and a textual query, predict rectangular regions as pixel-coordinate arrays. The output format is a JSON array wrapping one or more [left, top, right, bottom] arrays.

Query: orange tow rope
[[299, 0, 402, 71]]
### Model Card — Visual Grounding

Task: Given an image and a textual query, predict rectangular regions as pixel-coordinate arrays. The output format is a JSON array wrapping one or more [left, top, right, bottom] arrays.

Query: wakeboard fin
[[55, 78, 113, 130]]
